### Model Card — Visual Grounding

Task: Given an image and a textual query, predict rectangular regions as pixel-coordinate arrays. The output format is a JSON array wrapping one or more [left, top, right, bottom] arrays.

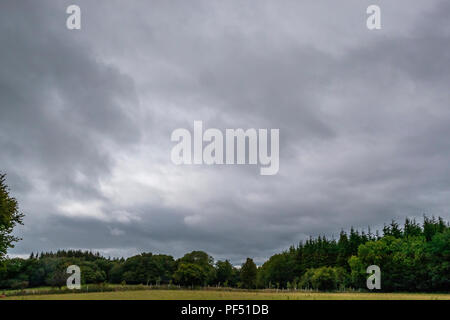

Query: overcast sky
[[1, 0, 450, 264]]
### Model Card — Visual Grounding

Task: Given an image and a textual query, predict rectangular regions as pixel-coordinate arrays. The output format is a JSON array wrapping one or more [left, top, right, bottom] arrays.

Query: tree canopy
[[0, 174, 24, 262]]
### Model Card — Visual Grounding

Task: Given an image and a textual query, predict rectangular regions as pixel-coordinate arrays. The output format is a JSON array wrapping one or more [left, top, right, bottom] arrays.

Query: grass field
[[3, 289, 450, 300]]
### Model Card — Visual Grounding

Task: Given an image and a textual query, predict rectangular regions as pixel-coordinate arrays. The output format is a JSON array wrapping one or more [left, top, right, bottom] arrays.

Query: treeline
[[0, 216, 449, 292], [258, 216, 450, 291]]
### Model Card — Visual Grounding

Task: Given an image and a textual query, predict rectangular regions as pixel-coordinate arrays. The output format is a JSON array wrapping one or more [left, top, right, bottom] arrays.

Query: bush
[[300, 267, 348, 291], [10, 280, 29, 290]]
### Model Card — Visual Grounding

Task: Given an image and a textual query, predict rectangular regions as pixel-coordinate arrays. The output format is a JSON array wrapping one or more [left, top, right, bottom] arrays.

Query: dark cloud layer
[[1, 0, 450, 264]]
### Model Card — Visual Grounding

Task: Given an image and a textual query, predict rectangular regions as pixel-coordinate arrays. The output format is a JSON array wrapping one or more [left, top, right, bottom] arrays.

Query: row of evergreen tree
[[1, 216, 449, 292]]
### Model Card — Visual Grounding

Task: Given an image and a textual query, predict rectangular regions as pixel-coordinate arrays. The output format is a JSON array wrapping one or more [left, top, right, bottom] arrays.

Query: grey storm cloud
[[1, 0, 450, 264]]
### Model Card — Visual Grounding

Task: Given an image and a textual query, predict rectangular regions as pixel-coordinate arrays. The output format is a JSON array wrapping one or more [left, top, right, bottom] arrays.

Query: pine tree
[[240, 258, 257, 289]]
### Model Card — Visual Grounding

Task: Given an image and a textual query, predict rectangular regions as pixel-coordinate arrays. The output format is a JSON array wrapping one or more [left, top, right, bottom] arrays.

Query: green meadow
[[3, 289, 450, 300]]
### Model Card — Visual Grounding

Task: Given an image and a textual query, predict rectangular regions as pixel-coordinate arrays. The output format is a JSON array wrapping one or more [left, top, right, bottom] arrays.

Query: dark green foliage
[[178, 251, 213, 267], [0, 174, 24, 261], [300, 266, 347, 291], [257, 216, 449, 291], [0, 216, 449, 292], [176, 251, 216, 285], [111, 253, 175, 285], [349, 219, 450, 292], [173, 263, 207, 286], [403, 218, 422, 238], [240, 258, 257, 289], [426, 229, 450, 290], [215, 260, 234, 286], [257, 252, 296, 288], [46, 267, 68, 289]]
